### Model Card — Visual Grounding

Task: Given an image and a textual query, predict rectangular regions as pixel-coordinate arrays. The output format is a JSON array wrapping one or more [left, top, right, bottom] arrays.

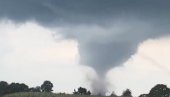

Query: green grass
[[3, 92, 106, 97]]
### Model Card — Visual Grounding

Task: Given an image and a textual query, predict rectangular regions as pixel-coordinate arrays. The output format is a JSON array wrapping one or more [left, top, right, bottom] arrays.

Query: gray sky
[[0, 0, 170, 73], [0, 0, 170, 96]]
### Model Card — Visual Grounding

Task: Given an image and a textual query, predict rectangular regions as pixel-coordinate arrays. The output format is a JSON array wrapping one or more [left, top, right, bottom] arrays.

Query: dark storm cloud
[[0, 0, 170, 25], [1, 0, 170, 95]]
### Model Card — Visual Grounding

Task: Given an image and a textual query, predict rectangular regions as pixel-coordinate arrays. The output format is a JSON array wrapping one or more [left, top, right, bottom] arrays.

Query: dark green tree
[[149, 84, 170, 97], [7, 83, 29, 93], [41, 80, 53, 92], [122, 89, 132, 97], [0, 81, 8, 96], [86, 90, 91, 95], [29, 86, 41, 92], [138, 94, 148, 97], [74, 87, 91, 95], [78, 87, 87, 95]]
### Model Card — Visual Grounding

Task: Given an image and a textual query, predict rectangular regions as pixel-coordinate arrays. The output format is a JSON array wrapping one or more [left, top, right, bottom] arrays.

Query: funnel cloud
[[0, 0, 170, 95]]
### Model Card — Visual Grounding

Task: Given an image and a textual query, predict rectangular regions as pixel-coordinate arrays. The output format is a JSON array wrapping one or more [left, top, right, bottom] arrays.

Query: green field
[[3, 92, 108, 97]]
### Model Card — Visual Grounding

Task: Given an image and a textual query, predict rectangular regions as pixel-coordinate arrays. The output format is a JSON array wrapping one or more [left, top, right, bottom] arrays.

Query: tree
[[73, 87, 91, 95], [110, 91, 117, 97], [73, 89, 79, 95], [19, 83, 29, 92], [41, 80, 53, 92], [0, 81, 8, 96], [138, 94, 148, 97], [78, 87, 87, 95], [149, 84, 170, 97], [7, 83, 29, 93], [86, 90, 91, 95], [122, 89, 132, 97], [29, 86, 41, 92]]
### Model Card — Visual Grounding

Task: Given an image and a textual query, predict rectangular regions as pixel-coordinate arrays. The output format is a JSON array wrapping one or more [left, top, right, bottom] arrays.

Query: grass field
[[3, 92, 108, 97]]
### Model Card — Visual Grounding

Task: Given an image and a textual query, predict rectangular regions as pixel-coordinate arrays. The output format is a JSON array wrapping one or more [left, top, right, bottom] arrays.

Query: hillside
[[3, 92, 110, 97]]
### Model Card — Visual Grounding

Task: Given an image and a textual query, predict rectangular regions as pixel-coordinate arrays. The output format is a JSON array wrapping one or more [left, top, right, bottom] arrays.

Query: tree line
[[110, 84, 170, 97], [0, 80, 91, 97], [0, 80, 53, 96], [1, 80, 170, 97]]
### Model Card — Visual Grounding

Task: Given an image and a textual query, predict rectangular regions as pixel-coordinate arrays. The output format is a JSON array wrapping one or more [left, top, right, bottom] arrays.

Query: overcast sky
[[0, 0, 170, 96]]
